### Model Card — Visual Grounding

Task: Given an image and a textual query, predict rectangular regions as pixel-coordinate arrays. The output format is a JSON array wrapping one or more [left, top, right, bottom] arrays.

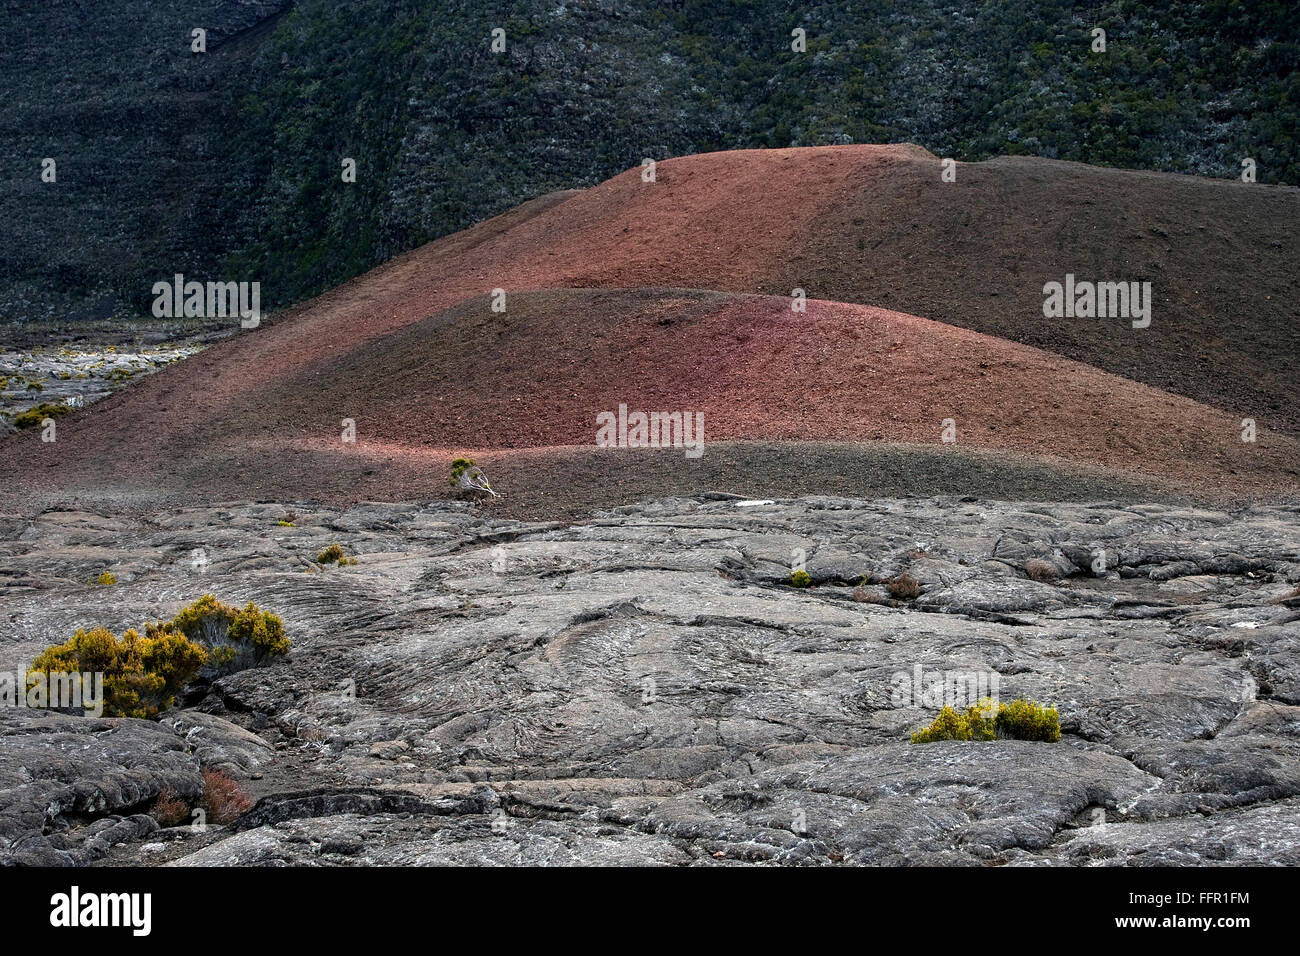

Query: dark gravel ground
[[468, 441, 1190, 522], [0, 439, 1198, 524]]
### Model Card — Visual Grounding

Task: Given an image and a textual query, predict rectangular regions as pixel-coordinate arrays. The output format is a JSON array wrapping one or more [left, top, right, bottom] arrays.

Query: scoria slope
[[2, 146, 1296, 514]]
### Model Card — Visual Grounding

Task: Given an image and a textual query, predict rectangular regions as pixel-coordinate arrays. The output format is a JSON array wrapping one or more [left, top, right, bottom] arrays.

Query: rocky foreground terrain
[[1, 495, 1298, 866]]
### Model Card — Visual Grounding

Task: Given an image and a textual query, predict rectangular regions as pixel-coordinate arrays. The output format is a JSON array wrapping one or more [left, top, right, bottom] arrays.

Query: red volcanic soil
[[263, 289, 1297, 482], [7, 288, 1297, 514], [2, 145, 1297, 513]]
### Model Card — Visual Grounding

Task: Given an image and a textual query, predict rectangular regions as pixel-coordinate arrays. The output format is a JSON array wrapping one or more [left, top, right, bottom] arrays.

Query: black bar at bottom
[[0, 864, 1274, 944]]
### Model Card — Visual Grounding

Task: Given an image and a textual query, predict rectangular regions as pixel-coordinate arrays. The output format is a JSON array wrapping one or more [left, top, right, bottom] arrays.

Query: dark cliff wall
[[2, 0, 1295, 321]]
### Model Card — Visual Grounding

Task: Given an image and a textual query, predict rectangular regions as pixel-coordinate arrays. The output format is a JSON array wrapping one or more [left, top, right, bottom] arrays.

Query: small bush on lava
[[29, 626, 207, 719], [450, 457, 497, 496], [201, 768, 253, 824], [12, 402, 72, 429], [151, 788, 191, 827], [887, 572, 921, 600], [316, 543, 346, 563], [910, 698, 1061, 744], [158, 593, 290, 677], [993, 698, 1062, 741], [30, 595, 289, 719], [1024, 558, 1060, 583], [910, 704, 995, 743]]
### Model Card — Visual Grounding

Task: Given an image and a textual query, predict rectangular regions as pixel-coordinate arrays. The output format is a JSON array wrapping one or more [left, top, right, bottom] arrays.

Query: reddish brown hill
[[776, 152, 1300, 435], [6, 289, 1296, 513], [261, 289, 1297, 481], [2, 145, 1296, 513]]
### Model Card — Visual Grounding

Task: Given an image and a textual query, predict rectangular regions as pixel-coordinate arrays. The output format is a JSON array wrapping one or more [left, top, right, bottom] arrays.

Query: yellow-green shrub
[[789, 569, 811, 588], [449, 457, 496, 496], [29, 626, 207, 719], [316, 543, 345, 564], [29, 595, 290, 719], [12, 402, 72, 429], [993, 698, 1062, 742], [910, 698, 1060, 744], [157, 594, 289, 675]]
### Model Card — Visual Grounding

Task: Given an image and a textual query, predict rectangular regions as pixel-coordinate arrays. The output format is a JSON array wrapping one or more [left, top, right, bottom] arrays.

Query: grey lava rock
[[1, 496, 1297, 865]]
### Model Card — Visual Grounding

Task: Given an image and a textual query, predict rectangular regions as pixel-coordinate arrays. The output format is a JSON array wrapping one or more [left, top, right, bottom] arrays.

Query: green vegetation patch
[[316, 542, 356, 565], [30, 626, 207, 719], [12, 402, 73, 429], [28, 594, 290, 719], [910, 698, 1061, 743]]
